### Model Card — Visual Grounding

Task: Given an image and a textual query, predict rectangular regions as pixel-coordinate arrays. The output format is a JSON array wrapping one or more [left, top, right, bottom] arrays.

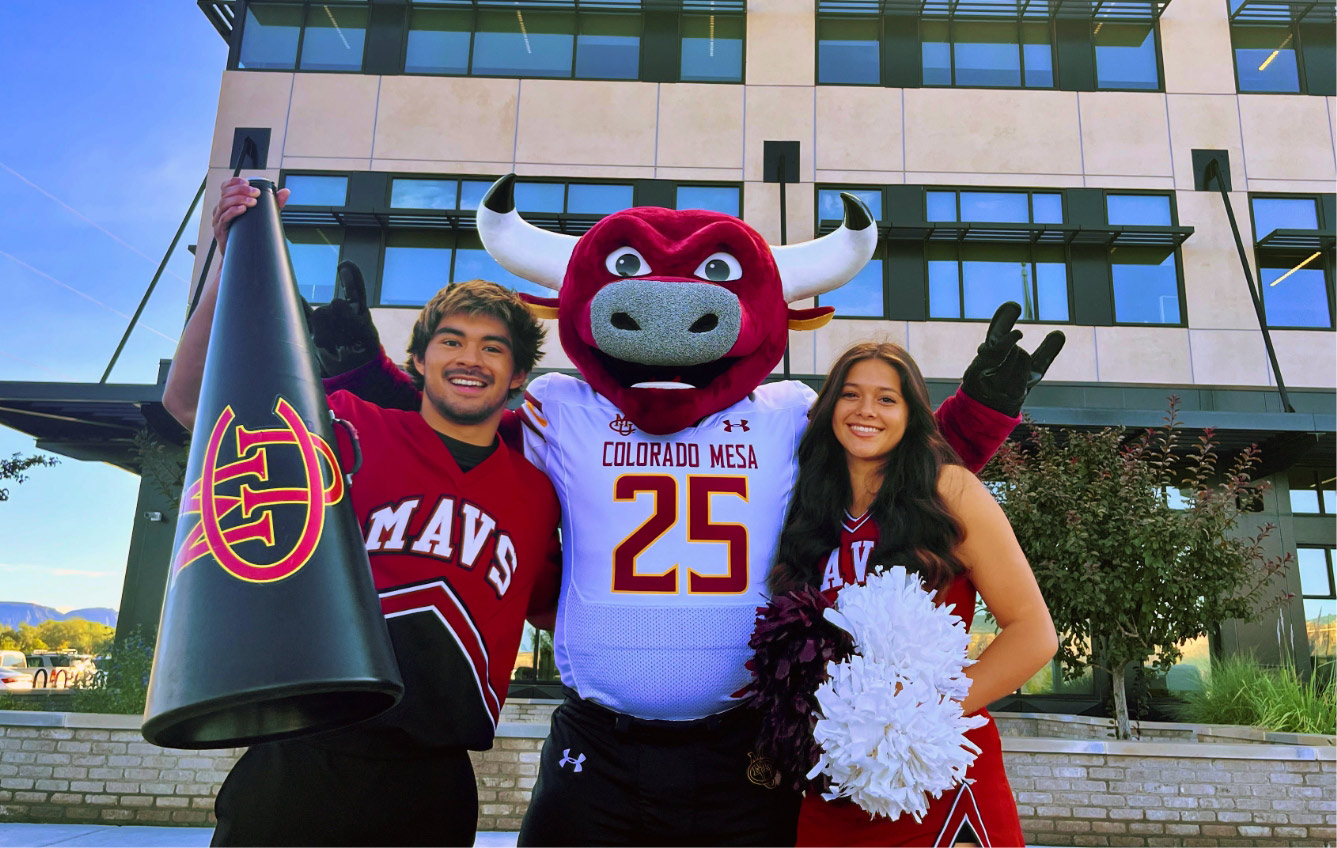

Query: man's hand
[[212, 176, 290, 256], [961, 302, 1065, 417], [305, 261, 381, 376]]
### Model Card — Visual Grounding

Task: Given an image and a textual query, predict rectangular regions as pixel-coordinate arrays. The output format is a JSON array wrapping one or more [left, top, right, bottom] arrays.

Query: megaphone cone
[[142, 179, 403, 749]]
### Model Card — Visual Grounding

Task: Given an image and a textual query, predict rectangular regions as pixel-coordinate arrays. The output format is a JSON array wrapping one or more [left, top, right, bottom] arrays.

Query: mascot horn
[[141, 179, 403, 750]]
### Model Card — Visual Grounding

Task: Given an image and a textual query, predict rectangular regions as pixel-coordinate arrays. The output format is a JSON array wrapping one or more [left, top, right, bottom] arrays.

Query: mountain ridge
[[0, 602, 118, 629]]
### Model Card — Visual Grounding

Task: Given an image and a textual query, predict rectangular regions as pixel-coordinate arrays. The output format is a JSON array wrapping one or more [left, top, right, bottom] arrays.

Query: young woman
[[769, 341, 1058, 848]]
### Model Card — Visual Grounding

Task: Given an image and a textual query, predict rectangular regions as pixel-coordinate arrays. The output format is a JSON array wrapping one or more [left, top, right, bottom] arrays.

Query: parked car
[[0, 653, 33, 692], [25, 652, 96, 689]]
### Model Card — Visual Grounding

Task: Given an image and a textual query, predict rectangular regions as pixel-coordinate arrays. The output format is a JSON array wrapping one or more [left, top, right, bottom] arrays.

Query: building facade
[[4, 0, 1330, 712]]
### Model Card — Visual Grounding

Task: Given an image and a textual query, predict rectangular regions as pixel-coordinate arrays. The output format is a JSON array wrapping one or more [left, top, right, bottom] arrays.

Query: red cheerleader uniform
[[796, 510, 1027, 848]]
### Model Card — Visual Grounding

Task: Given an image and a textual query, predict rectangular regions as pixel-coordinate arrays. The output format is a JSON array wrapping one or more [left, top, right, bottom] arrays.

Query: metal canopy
[[1229, 0, 1335, 23], [198, 0, 237, 42], [1257, 227, 1337, 252], [415, 0, 746, 10], [819, 219, 1193, 248], [281, 207, 608, 235], [0, 380, 184, 473], [818, 0, 1171, 20]]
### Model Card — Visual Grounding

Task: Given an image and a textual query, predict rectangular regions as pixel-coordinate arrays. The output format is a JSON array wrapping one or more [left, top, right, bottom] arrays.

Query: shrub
[[68, 630, 155, 715], [1176, 653, 1336, 735]]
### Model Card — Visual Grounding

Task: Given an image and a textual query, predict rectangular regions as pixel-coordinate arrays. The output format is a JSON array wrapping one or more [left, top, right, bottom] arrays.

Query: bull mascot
[[320, 174, 1063, 846]]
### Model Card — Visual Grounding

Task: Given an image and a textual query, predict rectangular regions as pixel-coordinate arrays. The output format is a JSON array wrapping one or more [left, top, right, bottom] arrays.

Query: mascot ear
[[520, 292, 560, 320], [787, 305, 835, 332]]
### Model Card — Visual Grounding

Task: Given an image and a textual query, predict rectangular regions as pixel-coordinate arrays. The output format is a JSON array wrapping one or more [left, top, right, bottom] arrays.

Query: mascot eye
[[606, 247, 651, 278], [694, 252, 742, 283]]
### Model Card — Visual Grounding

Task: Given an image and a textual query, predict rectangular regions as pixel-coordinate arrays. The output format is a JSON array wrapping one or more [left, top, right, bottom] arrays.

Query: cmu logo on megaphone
[[173, 397, 343, 584]]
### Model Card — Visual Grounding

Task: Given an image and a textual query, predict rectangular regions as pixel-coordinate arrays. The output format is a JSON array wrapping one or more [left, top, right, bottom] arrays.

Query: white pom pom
[[810, 566, 987, 821]]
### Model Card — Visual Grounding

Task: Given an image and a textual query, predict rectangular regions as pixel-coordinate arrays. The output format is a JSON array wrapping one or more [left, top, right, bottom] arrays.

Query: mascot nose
[[590, 279, 742, 366]]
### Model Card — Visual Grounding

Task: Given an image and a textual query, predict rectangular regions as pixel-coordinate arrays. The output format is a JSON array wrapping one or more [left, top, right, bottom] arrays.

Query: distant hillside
[[0, 603, 118, 629]]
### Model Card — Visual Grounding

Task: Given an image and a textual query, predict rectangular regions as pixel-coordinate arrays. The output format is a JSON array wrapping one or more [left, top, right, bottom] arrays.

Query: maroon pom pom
[[735, 586, 854, 792]]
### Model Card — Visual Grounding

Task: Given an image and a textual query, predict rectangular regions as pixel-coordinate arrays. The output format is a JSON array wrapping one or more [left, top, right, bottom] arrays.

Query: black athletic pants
[[211, 739, 477, 847], [518, 690, 802, 846]]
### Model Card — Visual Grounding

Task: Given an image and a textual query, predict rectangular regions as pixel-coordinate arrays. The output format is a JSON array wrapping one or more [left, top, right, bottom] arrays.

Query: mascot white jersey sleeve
[[519, 372, 814, 719]]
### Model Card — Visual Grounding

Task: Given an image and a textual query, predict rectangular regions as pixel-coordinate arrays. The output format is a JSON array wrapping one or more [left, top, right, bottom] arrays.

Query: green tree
[[983, 399, 1290, 739], [0, 452, 59, 502]]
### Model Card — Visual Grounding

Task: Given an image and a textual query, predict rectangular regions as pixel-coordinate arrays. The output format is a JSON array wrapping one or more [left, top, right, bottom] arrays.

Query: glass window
[[1252, 197, 1320, 236], [953, 21, 1021, 87], [818, 188, 882, 223], [454, 234, 551, 298], [286, 227, 342, 303], [473, 10, 574, 78], [1032, 193, 1063, 224], [818, 17, 881, 84], [283, 175, 348, 206], [926, 191, 957, 222], [928, 245, 961, 318], [575, 14, 640, 80], [817, 257, 885, 317], [514, 182, 566, 214], [1107, 193, 1171, 226], [960, 192, 1030, 223], [459, 180, 494, 211], [405, 7, 471, 75], [962, 245, 1031, 318], [1093, 22, 1160, 90], [239, 3, 303, 69], [568, 183, 634, 215], [1300, 546, 1336, 660], [922, 20, 952, 85], [391, 178, 458, 210], [1021, 22, 1054, 88], [1110, 247, 1180, 324], [1233, 25, 1301, 93], [381, 231, 453, 306], [1299, 547, 1334, 597], [299, 3, 367, 71], [1033, 246, 1069, 321], [681, 14, 744, 83], [677, 185, 741, 216], [1260, 253, 1331, 328], [1288, 467, 1336, 514]]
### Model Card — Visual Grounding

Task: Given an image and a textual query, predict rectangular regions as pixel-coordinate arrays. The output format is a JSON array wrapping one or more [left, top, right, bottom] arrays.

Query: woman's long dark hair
[[769, 342, 966, 596]]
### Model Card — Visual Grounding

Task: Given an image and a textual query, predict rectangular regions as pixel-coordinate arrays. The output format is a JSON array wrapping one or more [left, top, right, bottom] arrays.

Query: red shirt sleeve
[[525, 526, 562, 631], [934, 387, 1020, 474]]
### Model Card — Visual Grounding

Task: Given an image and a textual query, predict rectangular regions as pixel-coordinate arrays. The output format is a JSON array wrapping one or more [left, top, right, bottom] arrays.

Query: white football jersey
[[519, 373, 814, 719]]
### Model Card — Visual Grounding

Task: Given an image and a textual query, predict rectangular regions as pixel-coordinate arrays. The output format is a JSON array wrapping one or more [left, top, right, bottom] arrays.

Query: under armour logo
[[609, 416, 636, 436], [722, 419, 750, 433], [558, 748, 585, 773]]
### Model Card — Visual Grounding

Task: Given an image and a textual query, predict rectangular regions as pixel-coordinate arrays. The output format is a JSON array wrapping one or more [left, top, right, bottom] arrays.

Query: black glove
[[304, 261, 380, 377], [961, 302, 1065, 417]]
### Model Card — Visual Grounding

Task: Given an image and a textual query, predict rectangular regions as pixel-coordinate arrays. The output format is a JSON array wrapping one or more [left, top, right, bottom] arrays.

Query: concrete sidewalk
[[0, 824, 521, 847]]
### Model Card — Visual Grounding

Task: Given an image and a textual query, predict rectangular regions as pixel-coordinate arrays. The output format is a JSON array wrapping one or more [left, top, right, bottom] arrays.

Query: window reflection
[[381, 232, 452, 307], [283, 175, 349, 207], [286, 227, 342, 303], [818, 17, 881, 84], [473, 10, 575, 78], [1092, 22, 1159, 90], [239, 4, 302, 70], [1110, 247, 1180, 324], [298, 3, 367, 71], [1233, 25, 1301, 92], [676, 185, 741, 216], [391, 179, 458, 210], [405, 7, 471, 75], [681, 14, 744, 82], [817, 257, 885, 317], [818, 189, 882, 223], [953, 21, 1021, 87], [575, 14, 640, 80]]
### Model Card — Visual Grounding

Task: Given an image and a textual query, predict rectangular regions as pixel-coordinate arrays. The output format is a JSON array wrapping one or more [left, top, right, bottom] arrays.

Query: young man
[[162, 177, 561, 847]]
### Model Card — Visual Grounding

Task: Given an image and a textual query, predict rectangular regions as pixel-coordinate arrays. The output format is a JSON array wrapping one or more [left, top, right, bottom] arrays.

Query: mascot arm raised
[[940, 301, 1066, 473]]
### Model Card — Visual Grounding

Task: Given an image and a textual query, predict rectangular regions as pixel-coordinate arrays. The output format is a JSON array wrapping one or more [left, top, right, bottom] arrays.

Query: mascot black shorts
[[211, 739, 477, 847], [518, 690, 802, 846]]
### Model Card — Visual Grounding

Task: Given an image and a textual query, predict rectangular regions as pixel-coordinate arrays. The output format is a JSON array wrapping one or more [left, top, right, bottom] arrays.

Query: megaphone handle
[[331, 415, 363, 477]]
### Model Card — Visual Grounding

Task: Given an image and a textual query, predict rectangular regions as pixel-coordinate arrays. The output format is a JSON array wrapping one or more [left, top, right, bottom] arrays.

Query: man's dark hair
[[405, 280, 546, 398]]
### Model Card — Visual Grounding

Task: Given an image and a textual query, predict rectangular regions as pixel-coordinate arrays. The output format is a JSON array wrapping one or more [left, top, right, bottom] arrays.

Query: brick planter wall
[[0, 705, 1332, 845]]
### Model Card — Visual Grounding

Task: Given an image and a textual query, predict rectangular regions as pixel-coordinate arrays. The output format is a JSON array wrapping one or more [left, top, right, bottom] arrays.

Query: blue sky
[[0, 3, 228, 610]]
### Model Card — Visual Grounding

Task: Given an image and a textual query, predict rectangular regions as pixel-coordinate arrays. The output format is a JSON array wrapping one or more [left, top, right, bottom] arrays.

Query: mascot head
[[479, 174, 876, 435]]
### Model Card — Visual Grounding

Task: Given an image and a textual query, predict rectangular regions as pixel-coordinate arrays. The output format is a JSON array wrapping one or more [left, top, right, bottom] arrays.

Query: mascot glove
[[961, 301, 1065, 418], [304, 260, 381, 378]]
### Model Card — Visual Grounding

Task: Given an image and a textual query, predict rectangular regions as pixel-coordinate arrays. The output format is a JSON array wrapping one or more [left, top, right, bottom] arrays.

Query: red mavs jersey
[[326, 391, 561, 751], [801, 511, 1027, 848]]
